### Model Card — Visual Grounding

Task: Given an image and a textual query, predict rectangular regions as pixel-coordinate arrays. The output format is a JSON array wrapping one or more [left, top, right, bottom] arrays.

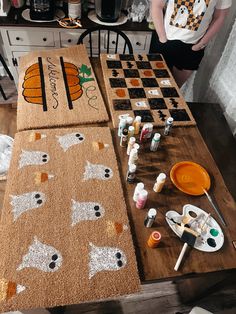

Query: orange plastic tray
[[170, 161, 211, 196]]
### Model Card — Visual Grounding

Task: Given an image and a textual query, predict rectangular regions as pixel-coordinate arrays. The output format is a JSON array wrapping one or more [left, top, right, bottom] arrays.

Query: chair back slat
[[77, 26, 133, 57]]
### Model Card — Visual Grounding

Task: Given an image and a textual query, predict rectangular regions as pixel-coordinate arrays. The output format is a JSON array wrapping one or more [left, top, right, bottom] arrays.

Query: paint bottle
[[144, 208, 157, 228], [164, 117, 174, 136], [133, 116, 142, 135], [133, 182, 144, 202], [120, 128, 128, 147], [147, 231, 161, 248], [150, 133, 161, 152], [68, 0, 81, 19], [118, 117, 127, 137], [133, 143, 140, 152], [128, 126, 135, 142], [140, 123, 153, 143], [128, 148, 138, 166], [136, 189, 148, 209], [153, 173, 166, 193], [127, 137, 136, 155], [126, 116, 134, 127], [126, 164, 137, 183]]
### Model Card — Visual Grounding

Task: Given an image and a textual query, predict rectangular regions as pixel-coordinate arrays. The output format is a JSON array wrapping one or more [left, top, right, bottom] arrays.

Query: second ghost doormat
[[17, 45, 109, 131], [0, 127, 140, 312]]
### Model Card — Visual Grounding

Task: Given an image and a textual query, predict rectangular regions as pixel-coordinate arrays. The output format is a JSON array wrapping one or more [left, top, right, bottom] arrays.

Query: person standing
[[151, 0, 232, 87]]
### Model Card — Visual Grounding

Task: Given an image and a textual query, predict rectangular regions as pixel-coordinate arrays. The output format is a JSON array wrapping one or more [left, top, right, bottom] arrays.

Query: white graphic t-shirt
[[164, 0, 232, 44]]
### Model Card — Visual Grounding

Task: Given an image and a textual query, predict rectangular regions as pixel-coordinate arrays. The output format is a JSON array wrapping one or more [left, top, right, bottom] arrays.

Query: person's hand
[[192, 43, 206, 51]]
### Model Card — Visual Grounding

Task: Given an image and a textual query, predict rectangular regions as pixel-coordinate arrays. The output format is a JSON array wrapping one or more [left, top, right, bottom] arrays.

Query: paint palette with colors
[[166, 204, 224, 252]]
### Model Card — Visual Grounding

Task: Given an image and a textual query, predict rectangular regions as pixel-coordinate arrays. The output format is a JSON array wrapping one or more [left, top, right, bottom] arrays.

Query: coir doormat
[[100, 53, 196, 127], [17, 45, 109, 131], [0, 127, 140, 312]]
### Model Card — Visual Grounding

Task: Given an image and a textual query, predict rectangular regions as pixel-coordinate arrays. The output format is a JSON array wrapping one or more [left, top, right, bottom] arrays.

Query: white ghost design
[[57, 132, 85, 152], [193, 0, 206, 17], [160, 79, 171, 86], [173, 5, 189, 27], [148, 89, 160, 95], [17, 236, 62, 272], [89, 243, 127, 279], [10, 191, 46, 221], [71, 200, 105, 226], [83, 161, 113, 181], [18, 150, 50, 169]]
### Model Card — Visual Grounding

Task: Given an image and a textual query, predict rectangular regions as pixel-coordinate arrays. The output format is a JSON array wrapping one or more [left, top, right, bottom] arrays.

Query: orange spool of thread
[[147, 231, 161, 248]]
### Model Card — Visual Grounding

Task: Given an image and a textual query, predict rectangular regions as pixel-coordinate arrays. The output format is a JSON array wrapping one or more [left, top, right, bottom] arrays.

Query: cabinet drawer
[[129, 33, 148, 51], [60, 31, 82, 47], [7, 30, 55, 47]]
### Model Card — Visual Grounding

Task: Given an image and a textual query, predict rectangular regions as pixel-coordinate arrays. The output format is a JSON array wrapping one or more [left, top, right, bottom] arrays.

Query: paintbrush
[[174, 226, 199, 271], [202, 188, 227, 227]]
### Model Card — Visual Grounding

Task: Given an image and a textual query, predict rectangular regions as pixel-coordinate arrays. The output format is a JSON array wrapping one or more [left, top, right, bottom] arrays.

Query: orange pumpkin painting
[[22, 61, 83, 105], [143, 70, 153, 77], [115, 89, 126, 97], [130, 79, 140, 87], [155, 62, 165, 68]]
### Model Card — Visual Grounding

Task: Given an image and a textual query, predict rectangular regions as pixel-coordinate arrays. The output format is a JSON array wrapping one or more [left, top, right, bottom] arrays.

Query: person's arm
[[151, 0, 167, 43], [192, 8, 230, 51]]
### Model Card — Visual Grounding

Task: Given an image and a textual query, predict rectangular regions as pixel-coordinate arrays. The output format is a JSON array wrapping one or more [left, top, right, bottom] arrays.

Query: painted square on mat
[[169, 109, 191, 121], [128, 88, 146, 99], [134, 110, 154, 122], [119, 54, 135, 61], [147, 54, 163, 61], [124, 69, 140, 78], [106, 60, 122, 69], [161, 87, 179, 98], [136, 61, 152, 69], [113, 99, 132, 110], [148, 98, 167, 109], [109, 78, 127, 88], [153, 69, 170, 78], [141, 78, 159, 88]]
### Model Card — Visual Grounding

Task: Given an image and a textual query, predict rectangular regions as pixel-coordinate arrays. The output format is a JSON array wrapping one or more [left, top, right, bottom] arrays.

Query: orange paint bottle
[[147, 231, 161, 248]]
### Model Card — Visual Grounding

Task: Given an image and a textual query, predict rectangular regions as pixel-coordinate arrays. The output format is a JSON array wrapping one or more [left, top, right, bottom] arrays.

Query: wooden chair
[[0, 53, 14, 101], [77, 26, 133, 57]]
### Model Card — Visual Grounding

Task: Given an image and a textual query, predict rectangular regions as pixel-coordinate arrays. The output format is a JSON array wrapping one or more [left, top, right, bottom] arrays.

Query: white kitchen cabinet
[[0, 27, 152, 85]]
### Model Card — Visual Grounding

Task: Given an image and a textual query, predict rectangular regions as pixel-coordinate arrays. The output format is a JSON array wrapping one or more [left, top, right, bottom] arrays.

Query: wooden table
[[91, 58, 236, 285]]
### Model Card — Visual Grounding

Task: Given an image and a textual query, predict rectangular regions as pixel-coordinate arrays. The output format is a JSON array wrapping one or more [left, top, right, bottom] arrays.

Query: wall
[[182, 2, 236, 136]]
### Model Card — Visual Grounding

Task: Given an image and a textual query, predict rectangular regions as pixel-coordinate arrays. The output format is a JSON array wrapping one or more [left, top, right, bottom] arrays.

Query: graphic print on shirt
[[170, 0, 210, 31]]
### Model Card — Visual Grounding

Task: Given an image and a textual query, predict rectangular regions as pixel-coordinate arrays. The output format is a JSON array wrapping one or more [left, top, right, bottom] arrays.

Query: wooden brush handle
[[174, 243, 188, 271]]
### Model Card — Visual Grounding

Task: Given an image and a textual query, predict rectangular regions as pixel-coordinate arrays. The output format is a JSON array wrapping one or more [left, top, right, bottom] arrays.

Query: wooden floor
[[1, 77, 236, 314]]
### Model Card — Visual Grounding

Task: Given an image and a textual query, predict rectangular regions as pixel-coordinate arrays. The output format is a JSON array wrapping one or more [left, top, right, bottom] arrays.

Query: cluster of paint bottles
[[118, 114, 174, 249]]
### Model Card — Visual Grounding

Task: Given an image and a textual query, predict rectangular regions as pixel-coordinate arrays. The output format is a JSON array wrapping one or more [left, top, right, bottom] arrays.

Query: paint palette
[[166, 204, 224, 252]]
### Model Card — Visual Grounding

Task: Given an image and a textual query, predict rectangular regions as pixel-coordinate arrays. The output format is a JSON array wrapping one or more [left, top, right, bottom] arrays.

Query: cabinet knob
[[112, 40, 115, 45], [16, 37, 20, 41], [43, 38, 47, 42], [136, 42, 141, 46], [68, 39, 72, 43]]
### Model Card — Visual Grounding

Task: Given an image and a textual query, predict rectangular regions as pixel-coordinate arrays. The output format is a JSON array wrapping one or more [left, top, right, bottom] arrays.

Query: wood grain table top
[[91, 58, 236, 282]]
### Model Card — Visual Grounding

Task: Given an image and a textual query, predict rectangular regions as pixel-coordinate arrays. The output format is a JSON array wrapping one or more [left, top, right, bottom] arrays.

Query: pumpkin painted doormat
[[17, 45, 109, 131], [0, 127, 140, 312]]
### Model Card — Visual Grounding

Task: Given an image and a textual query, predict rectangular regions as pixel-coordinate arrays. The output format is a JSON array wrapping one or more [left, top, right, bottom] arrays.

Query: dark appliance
[[95, 0, 122, 23], [29, 0, 55, 20]]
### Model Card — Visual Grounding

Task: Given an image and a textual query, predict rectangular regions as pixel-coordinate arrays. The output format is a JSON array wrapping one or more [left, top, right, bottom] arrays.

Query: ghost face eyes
[[42, 154, 48, 163], [75, 133, 84, 141], [115, 252, 123, 267], [49, 254, 59, 269], [94, 205, 101, 217], [104, 168, 111, 179], [34, 193, 43, 205]]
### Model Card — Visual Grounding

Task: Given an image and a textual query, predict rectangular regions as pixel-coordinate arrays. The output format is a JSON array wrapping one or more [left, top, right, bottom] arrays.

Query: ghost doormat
[[17, 45, 109, 131], [0, 127, 140, 312]]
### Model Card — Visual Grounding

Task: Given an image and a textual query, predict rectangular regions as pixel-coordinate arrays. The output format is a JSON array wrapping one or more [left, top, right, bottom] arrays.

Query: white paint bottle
[[153, 173, 166, 193], [127, 137, 136, 155], [150, 133, 161, 152], [133, 182, 144, 201]]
